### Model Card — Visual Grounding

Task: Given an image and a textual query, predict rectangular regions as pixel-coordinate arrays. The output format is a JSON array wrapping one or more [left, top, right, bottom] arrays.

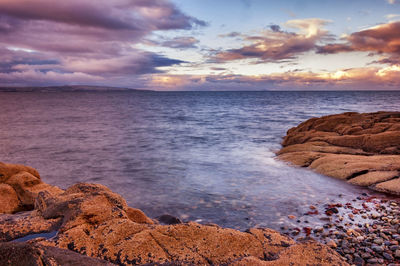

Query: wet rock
[[384, 252, 394, 261], [395, 249, 400, 258], [0, 211, 61, 242], [313, 226, 324, 233], [156, 214, 182, 225], [353, 255, 364, 266], [372, 245, 384, 253]]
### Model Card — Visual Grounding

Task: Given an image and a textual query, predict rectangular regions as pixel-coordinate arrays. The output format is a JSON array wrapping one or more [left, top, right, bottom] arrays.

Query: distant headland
[[0, 85, 149, 92]]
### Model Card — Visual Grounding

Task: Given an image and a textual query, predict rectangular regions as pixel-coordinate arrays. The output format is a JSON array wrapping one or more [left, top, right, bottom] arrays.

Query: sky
[[0, 0, 400, 90]]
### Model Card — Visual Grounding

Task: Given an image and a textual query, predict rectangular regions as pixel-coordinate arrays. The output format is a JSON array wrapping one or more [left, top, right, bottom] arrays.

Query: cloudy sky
[[1, 0, 400, 90]]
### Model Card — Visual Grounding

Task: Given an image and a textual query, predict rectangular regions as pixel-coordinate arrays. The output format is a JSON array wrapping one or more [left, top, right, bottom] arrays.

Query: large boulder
[[278, 112, 400, 194]]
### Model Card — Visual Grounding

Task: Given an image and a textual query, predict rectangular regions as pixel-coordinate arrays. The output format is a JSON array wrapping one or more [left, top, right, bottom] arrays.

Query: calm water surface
[[1, 91, 399, 230]]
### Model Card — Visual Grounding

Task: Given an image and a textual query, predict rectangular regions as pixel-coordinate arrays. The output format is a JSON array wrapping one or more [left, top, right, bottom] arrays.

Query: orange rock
[[278, 112, 400, 194], [127, 207, 154, 224], [0, 164, 347, 265], [0, 162, 63, 214], [0, 184, 20, 214], [6, 171, 63, 207], [232, 241, 348, 266], [0, 162, 40, 182]]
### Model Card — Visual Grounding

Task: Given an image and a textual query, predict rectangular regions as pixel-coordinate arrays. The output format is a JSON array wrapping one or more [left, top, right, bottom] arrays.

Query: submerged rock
[[277, 111, 400, 194], [0, 162, 348, 265]]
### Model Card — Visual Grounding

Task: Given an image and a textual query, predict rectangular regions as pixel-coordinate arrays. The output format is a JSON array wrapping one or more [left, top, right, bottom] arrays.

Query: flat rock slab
[[277, 111, 400, 194]]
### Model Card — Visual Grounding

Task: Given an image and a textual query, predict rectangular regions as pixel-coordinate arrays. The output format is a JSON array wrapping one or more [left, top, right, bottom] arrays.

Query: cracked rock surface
[[0, 162, 348, 265], [278, 111, 400, 194]]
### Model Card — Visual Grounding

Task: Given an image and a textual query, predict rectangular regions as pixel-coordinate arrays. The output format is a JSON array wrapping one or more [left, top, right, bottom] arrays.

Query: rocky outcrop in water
[[0, 162, 63, 214], [278, 111, 400, 194], [0, 162, 347, 265]]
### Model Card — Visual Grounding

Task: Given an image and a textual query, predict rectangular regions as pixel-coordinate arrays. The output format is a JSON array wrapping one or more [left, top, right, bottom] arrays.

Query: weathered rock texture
[[0, 241, 115, 265], [278, 111, 400, 194], [0, 162, 63, 214], [0, 162, 348, 265]]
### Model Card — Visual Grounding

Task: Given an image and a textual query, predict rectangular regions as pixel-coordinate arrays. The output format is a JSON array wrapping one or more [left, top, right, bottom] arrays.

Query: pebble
[[372, 245, 384, 253], [395, 249, 400, 258], [361, 252, 371, 259], [353, 255, 364, 266], [327, 239, 337, 248], [391, 245, 400, 251], [384, 252, 394, 261], [282, 196, 400, 265], [313, 226, 324, 233]]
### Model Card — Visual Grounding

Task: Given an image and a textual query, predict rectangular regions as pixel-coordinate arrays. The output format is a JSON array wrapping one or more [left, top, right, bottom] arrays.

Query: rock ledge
[[278, 111, 400, 194]]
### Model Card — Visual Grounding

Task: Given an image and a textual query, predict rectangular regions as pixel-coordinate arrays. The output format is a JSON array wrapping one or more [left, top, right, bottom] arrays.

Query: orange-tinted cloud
[[214, 18, 331, 63], [317, 21, 400, 64], [151, 65, 400, 90]]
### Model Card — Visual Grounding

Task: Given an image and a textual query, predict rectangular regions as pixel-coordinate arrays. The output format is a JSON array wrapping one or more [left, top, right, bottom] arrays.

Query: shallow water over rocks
[[1, 91, 399, 231]]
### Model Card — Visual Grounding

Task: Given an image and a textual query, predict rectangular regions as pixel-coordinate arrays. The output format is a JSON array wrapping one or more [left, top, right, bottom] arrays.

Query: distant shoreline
[[0, 85, 149, 92], [1, 86, 400, 93]]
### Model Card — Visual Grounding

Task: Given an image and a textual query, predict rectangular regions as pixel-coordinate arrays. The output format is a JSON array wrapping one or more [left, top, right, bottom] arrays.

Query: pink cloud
[[0, 0, 204, 86], [317, 21, 400, 64], [214, 18, 331, 63]]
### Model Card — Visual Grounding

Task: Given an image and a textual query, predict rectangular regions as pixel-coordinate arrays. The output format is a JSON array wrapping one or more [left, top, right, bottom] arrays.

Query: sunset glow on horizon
[[1, 0, 400, 90]]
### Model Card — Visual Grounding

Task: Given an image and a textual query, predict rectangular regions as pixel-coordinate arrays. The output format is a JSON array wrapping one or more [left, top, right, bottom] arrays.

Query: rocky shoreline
[[280, 192, 400, 265], [276, 111, 400, 265], [0, 162, 346, 265], [1, 111, 399, 265], [278, 111, 400, 194]]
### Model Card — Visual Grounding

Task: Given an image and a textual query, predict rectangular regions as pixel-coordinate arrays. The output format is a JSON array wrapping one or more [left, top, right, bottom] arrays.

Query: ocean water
[[1, 91, 399, 230]]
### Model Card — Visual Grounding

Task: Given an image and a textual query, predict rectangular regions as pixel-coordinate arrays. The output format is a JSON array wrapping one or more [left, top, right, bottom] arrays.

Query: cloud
[[269, 24, 282, 32], [0, 0, 204, 86], [317, 21, 400, 64], [0, 0, 205, 31], [385, 14, 400, 20], [150, 65, 400, 91], [214, 18, 331, 63], [0, 69, 103, 86], [147, 36, 199, 49]]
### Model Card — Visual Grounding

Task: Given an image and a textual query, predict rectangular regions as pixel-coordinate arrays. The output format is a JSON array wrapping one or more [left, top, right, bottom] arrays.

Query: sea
[[1, 90, 399, 230]]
